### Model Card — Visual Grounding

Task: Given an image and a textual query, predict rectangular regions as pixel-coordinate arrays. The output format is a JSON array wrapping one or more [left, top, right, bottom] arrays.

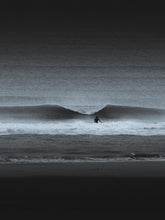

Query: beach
[[0, 162, 165, 218]]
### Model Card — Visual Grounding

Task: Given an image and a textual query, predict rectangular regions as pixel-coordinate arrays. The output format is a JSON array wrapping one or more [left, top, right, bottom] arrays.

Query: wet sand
[[1, 161, 165, 177], [0, 162, 165, 217]]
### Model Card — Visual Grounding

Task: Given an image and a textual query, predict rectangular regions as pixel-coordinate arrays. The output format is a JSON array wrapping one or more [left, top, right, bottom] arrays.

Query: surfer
[[94, 116, 102, 123]]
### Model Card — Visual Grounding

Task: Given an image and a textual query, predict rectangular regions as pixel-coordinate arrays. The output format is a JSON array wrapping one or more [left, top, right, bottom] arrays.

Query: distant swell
[[0, 104, 164, 121]]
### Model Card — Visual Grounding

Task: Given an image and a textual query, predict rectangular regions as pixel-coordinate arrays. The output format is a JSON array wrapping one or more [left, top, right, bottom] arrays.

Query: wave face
[[93, 105, 165, 120], [0, 105, 84, 121], [0, 104, 165, 135]]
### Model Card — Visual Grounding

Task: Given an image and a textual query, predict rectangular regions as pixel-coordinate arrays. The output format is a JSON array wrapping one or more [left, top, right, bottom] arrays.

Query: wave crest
[[0, 104, 165, 121]]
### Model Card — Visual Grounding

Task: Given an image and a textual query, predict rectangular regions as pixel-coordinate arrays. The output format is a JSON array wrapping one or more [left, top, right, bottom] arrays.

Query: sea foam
[[0, 120, 165, 135]]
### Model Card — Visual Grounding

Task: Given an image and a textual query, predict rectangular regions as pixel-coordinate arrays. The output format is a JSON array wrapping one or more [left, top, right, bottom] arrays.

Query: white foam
[[0, 120, 165, 135]]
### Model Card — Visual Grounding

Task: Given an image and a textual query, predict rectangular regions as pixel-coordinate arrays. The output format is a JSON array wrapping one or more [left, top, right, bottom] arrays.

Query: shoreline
[[1, 160, 165, 177]]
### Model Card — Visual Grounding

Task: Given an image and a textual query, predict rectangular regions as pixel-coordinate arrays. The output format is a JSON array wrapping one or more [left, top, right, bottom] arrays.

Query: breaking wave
[[0, 104, 165, 120], [0, 104, 164, 135], [93, 105, 165, 120]]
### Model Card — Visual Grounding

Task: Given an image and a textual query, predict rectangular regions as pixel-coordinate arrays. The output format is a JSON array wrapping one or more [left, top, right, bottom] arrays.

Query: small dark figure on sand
[[94, 116, 102, 123]]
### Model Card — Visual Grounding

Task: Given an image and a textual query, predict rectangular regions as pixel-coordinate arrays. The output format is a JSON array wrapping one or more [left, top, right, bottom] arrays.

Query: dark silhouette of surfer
[[94, 116, 102, 123]]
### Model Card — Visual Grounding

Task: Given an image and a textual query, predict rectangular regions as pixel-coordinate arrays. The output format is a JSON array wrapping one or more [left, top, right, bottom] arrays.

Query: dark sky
[[0, 3, 164, 67], [0, 3, 165, 68], [0, 2, 165, 37]]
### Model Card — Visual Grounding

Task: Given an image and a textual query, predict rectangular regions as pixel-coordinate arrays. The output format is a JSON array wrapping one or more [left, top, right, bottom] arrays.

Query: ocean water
[[0, 134, 165, 164], [0, 104, 164, 164]]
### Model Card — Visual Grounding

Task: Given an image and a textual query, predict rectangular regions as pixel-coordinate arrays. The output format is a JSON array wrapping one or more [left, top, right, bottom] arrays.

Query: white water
[[0, 120, 165, 135]]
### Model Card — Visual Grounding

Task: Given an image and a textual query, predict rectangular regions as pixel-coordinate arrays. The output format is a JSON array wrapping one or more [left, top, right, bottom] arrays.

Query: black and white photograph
[[0, 2, 165, 218]]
